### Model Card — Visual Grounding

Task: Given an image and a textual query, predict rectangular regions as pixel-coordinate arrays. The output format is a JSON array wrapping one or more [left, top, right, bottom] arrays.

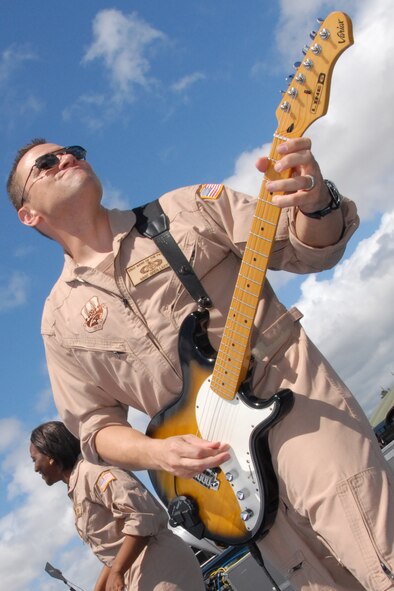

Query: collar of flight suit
[[61, 208, 137, 283]]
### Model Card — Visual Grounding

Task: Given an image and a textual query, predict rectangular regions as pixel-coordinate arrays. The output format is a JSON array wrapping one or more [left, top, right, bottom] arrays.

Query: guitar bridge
[[193, 467, 220, 490]]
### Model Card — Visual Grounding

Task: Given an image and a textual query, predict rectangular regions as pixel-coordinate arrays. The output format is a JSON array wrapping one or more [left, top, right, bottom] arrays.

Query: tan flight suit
[[42, 184, 394, 590], [68, 459, 205, 590]]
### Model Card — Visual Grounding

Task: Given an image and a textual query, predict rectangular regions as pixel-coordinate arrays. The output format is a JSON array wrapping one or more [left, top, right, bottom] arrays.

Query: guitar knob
[[240, 508, 254, 521], [236, 489, 250, 500], [225, 470, 238, 482]]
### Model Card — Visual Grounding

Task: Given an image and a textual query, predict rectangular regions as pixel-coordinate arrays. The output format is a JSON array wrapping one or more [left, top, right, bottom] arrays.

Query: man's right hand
[[94, 425, 230, 477], [151, 433, 230, 478]]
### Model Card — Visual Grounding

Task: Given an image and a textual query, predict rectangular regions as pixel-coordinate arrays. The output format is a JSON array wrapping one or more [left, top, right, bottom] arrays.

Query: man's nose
[[58, 152, 77, 169]]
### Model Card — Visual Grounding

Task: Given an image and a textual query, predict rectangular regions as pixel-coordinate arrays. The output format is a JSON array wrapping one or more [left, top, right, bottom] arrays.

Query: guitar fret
[[242, 259, 267, 272], [221, 327, 249, 342], [229, 313, 253, 332], [210, 378, 237, 397], [236, 285, 259, 298], [249, 232, 272, 245], [216, 344, 244, 363], [213, 371, 242, 389], [246, 246, 271, 257], [211, 371, 238, 388], [212, 361, 239, 379], [239, 273, 260, 285], [236, 284, 260, 298], [246, 235, 272, 246], [232, 297, 256, 312], [253, 216, 276, 227], [259, 197, 275, 206], [253, 214, 276, 227]]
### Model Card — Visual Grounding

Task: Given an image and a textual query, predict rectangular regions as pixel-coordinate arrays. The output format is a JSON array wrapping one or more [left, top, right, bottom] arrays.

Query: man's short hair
[[7, 138, 47, 210]]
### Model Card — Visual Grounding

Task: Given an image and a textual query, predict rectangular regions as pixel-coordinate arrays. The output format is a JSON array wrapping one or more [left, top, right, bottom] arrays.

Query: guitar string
[[198, 71, 303, 445]]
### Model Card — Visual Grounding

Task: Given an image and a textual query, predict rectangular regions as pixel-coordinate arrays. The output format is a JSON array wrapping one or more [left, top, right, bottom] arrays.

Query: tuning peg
[[317, 17, 324, 24], [286, 74, 294, 83], [309, 30, 317, 39], [295, 73, 305, 83], [302, 45, 310, 55], [319, 28, 330, 40], [293, 61, 301, 69]]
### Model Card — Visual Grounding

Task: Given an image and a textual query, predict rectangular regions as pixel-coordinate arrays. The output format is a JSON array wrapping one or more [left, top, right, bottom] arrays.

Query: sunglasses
[[20, 145, 87, 207]]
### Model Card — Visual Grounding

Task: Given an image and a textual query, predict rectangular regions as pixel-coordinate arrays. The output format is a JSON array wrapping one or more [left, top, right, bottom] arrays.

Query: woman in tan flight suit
[[30, 421, 205, 591]]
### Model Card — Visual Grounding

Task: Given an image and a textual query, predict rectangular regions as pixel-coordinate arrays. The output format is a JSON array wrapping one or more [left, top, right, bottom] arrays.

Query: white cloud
[[83, 9, 167, 103], [171, 72, 206, 93], [306, 0, 394, 218], [102, 181, 132, 210], [0, 272, 28, 311], [0, 427, 101, 591], [275, 0, 360, 58], [34, 387, 59, 415], [294, 209, 394, 417], [223, 142, 270, 196], [0, 46, 36, 83], [65, 9, 168, 127], [226, 1, 394, 222], [0, 418, 23, 453], [0, 46, 43, 126]]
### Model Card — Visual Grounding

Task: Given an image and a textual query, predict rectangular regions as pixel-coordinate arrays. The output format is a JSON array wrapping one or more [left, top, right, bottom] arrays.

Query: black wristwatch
[[301, 179, 343, 219]]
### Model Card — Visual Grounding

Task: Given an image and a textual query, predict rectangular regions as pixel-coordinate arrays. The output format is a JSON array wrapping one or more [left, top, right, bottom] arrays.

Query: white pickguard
[[195, 375, 279, 533]]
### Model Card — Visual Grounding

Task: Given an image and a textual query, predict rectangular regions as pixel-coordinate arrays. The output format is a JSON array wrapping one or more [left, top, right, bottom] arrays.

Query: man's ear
[[18, 206, 41, 227]]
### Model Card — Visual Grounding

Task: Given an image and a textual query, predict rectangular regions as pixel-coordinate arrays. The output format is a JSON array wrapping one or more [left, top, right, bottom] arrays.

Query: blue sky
[[1, 1, 394, 590]]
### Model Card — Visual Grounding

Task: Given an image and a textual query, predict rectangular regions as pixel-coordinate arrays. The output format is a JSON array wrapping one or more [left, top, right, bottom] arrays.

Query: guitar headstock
[[275, 12, 353, 137]]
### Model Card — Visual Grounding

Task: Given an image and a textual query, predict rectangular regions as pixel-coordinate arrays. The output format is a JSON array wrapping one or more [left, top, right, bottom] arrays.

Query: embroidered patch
[[96, 470, 116, 493], [127, 251, 169, 286], [75, 504, 82, 518], [81, 296, 108, 333], [198, 183, 224, 200]]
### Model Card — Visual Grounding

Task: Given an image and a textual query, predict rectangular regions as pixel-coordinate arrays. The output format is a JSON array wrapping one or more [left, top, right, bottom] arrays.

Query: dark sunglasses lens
[[36, 153, 60, 170], [66, 146, 86, 160]]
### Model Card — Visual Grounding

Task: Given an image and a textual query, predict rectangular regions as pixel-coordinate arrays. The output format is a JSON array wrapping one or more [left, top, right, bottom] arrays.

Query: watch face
[[325, 180, 342, 209]]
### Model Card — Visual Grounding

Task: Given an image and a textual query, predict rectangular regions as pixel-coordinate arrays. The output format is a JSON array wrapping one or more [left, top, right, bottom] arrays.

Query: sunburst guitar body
[[147, 12, 354, 546]]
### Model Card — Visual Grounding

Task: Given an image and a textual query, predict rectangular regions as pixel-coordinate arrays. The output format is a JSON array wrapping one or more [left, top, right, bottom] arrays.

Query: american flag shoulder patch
[[96, 470, 116, 493], [198, 183, 224, 200]]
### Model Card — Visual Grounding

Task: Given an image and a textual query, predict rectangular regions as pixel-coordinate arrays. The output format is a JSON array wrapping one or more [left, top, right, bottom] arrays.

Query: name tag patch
[[127, 252, 169, 286]]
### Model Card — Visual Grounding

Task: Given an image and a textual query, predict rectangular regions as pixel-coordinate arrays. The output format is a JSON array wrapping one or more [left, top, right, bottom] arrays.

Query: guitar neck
[[211, 138, 289, 401], [209, 11, 353, 401]]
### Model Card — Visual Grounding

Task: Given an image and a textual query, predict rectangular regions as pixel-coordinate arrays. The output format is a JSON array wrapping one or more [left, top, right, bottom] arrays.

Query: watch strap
[[301, 179, 342, 219]]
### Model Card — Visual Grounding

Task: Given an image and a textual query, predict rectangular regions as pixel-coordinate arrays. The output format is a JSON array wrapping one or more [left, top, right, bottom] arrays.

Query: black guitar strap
[[133, 200, 212, 310]]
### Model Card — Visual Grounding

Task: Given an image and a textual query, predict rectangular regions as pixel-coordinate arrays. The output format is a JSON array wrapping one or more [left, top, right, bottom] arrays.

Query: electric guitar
[[147, 12, 354, 546]]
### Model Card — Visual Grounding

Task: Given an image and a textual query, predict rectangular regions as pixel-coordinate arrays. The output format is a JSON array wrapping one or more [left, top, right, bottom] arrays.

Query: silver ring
[[304, 174, 316, 191]]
